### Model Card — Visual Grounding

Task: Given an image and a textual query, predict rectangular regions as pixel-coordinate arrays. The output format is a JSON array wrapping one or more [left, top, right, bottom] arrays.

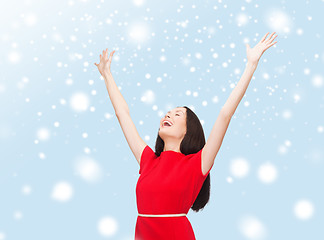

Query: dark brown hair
[[154, 106, 211, 212]]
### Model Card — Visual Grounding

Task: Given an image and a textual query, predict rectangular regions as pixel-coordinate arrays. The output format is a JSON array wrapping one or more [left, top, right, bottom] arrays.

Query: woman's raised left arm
[[201, 32, 278, 175], [222, 32, 278, 117]]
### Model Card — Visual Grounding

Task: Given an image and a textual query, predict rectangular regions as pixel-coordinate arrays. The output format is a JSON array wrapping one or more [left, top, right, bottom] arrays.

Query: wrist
[[103, 71, 112, 79], [246, 60, 259, 68]]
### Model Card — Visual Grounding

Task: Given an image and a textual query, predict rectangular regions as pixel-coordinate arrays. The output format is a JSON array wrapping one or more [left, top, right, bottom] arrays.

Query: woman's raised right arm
[[94, 49, 147, 164], [94, 49, 128, 115], [103, 72, 129, 115]]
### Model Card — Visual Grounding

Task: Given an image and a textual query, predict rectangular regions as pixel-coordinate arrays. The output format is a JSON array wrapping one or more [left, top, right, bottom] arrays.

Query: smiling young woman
[[94, 32, 278, 240]]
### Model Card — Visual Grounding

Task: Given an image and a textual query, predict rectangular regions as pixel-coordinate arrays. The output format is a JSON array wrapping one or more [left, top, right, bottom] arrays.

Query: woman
[[94, 32, 278, 239]]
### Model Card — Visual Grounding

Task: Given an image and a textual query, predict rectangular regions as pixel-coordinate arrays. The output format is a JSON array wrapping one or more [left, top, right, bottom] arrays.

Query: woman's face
[[158, 107, 187, 142]]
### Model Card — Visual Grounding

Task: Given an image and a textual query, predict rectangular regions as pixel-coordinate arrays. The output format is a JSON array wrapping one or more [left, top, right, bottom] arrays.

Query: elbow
[[220, 108, 232, 119], [116, 109, 130, 118]]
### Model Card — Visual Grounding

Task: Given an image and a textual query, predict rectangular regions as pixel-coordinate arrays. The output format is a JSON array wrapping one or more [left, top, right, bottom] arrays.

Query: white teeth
[[163, 120, 172, 127]]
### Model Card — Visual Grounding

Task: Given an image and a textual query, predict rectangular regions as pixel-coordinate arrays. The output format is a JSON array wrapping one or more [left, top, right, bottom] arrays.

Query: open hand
[[94, 48, 116, 76], [246, 32, 277, 64]]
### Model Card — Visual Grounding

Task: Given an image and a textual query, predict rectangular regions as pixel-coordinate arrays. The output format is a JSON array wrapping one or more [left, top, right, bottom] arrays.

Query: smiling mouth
[[162, 121, 173, 127]]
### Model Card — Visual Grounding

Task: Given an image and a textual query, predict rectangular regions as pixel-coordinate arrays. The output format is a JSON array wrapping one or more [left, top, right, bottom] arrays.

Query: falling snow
[[0, 0, 323, 239]]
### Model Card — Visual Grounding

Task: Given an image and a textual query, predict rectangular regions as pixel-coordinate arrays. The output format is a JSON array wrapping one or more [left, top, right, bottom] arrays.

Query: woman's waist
[[138, 212, 187, 217]]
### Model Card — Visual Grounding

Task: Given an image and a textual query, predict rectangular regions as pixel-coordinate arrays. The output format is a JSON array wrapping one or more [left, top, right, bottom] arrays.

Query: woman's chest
[[138, 159, 195, 194]]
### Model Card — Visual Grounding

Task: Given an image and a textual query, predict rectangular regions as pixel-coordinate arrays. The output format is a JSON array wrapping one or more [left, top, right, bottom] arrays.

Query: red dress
[[135, 145, 213, 240]]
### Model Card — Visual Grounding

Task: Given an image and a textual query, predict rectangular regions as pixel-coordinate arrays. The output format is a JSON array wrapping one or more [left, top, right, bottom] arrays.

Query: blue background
[[0, 0, 323, 239]]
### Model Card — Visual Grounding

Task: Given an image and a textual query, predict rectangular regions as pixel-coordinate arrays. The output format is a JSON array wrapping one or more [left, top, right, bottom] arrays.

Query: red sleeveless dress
[[135, 145, 213, 240]]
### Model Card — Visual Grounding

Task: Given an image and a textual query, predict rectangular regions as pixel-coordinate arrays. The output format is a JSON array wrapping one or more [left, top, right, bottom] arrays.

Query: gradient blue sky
[[0, 0, 323, 239]]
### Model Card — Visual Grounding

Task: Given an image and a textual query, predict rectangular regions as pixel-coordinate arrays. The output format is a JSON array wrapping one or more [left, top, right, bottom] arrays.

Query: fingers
[[269, 34, 278, 43], [108, 50, 116, 62], [261, 32, 269, 42], [261, 32, 276, 42], [108, 51, 113, 62], [103, 48, 115, 59], [260, 32, 278, 46], [265, 41, 277, 51], [101, 49, 108, 59], [98, 49, 115, 64], [270, 41, 277, 47], [266, 32, 276, 42], [263, 32, 277, 44], [268, 32, 276, 39]]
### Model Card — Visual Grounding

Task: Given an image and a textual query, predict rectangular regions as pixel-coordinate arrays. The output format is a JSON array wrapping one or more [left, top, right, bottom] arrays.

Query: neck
[[163, 142, 181, 153]]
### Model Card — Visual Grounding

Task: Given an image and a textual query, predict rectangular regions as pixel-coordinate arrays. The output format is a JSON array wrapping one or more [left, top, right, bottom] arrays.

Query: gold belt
[[138, 213, 187, 217]]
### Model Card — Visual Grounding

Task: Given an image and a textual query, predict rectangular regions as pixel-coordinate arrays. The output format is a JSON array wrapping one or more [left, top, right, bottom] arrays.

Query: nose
[[162, 114, 171, 124]]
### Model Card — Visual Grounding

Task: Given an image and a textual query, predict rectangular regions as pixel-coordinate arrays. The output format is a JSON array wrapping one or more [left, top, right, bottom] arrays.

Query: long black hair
[[154, 106, 210, 212]]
